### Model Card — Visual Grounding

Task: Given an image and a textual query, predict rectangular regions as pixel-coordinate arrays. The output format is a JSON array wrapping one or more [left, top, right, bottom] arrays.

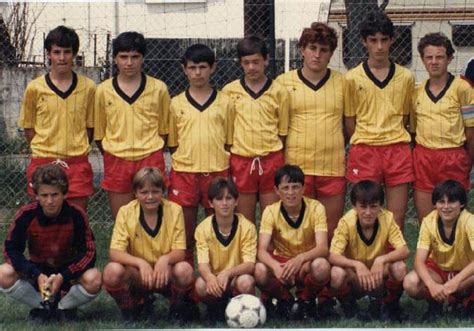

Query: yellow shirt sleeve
[[86, 83, 96, 128], [277, 87, 290, 136], [159, 86, 171, 135], [93, 84, 107, 140], [110, 207, 131, 251], [330, 218, 349, 255], [466, 216, 474, 251], [18, 82, 38, 128], [417, 218, 431, 251], [171, 206, 186, 250], [241, 221, 257, 263], [313, 202, 328, 233], [403, 75, 415, 116], [225, 99, 235, 145], [195, 221, 210, 264], [259, 206, 276, 235], [343, 73, 356, 117], [168, 99, 178, 147], [387, 217, 407, 250]]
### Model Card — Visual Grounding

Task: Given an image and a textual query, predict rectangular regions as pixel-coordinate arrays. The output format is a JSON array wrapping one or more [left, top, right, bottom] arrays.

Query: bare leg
[[259, 191, 280, 216], [385, 183, 409, 231], [236, 193, 257, 223], [414, 190, 434, 224], [67, 197, 88, 213], [317, 194, 345, 240]]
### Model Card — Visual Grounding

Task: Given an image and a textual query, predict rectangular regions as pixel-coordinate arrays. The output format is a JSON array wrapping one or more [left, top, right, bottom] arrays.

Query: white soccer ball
[[225, 294, 266, 328]]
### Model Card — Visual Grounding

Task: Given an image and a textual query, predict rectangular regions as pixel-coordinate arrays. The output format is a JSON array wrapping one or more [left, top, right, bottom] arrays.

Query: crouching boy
[[102, 167, 197, 321], [255, 164, 331, 320], [328, 180, 409, 321], [194, 177, 257, 321], [404, 180, 474, 321], [0, 164, 101, 321]]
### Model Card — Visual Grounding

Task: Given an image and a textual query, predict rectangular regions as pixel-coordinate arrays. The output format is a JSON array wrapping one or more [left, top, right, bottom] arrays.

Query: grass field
[[1, 206, 474, 329]]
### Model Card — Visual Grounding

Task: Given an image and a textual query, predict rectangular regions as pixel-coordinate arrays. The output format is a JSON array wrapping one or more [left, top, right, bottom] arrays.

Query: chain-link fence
[[0, 1, 473, 247]]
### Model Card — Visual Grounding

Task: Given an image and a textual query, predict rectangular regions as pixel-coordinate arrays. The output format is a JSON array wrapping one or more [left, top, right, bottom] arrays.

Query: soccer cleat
[[29, 308, 49, 322], [206, 300, 227, 323], [292, 299, 316, 320], [57, 308, 78, 322], [338, 298, 359, 319], [421, 301, 443, 323], [380, 301, 406, 322], [262, 298, 277, 320], [275, 298, 295, 320]]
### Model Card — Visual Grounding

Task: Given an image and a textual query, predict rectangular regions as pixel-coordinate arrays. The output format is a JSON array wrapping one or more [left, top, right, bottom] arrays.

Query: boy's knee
[[0, 264, 19, 289], [389, 261, 407, 282], [173, 261, 194, 286], [311, 258, 331, 282], [254, 262, 269, 284], [330, 266, 347, 289], [80, 268, 102, 294], [403, 271, 421, 296], [195, 277, 207, 298], [103, 262, 126, 287], [236, 275, 255, 294]]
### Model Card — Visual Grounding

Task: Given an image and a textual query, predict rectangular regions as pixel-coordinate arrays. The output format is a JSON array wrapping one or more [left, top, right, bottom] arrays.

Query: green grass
[[1, 202, 474, 328]]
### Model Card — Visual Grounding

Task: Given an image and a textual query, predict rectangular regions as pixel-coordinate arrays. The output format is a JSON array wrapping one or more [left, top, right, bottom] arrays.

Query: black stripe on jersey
[[185, 88, 218, 112], [425, 73, 455, 104], [139, 205, 163, 238], [240, 77, 273, 99], [356, 218, 379, 246], [280, 200, 306, 229], [45, 72, 78, 99], [362, 61, 395, 89], [212, 214, 239, 247], [297, 68, 331, 91], [437, 216, 457, 246], [112, 72, 147, 105]]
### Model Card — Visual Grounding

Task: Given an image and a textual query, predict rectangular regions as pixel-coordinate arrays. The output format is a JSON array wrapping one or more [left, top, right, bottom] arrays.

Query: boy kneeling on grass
[[194, 177, 257, 321], [328, 180, 409, 321], [0, 164, 101, 322], [103, 167, 198, 322], [404, 179, 474, 321]]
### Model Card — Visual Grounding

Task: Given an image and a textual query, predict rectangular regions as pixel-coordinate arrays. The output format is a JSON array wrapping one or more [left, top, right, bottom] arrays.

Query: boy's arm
[[444, 260, 474, 296], [329, 252, 374, 291], [109, 249, 155, 289], [414, 248, 445, 302], [371, 245, 409, 287], [153, 249, 185, 289], [198, 263, 223, 297], [257, 233, 285, 281]]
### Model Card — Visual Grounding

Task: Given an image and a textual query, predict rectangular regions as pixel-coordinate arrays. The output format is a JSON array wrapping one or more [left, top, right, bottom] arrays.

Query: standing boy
[[329, 180, 409, 321], [102, 167, 197, 321], [276, 22, 346, 238], [222, 36, 289, 223], [94, 32, 171, 218], [344, 11, 415, 230], [194, 177, 257, 320], [411, 33, 474, 221], [404, 180, 474, 321], [18, 26, 96, 212], [0, 164, 101, 321], [255, 164, 330, 320], [168, 44, 234, 263]]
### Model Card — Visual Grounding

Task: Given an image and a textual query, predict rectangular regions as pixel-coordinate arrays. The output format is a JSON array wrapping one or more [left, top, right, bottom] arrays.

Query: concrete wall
[[0, 67, 100, 139]]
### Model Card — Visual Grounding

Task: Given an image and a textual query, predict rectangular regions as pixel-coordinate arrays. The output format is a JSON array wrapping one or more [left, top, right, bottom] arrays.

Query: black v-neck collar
[[280, 200, 306, 229], [297, 68, 331, 91], [356, 218, 379, 246], [240, 77, 272, 99], [425, 73, 454, 104], [139, 205, 163, 238], [363, 61, 395, 89], [185, 88, 217, 112], [212, 214, 239, 247], [45, 72, 78, 99], [437, 216, 457, 246], [112, 72, 146, 105]]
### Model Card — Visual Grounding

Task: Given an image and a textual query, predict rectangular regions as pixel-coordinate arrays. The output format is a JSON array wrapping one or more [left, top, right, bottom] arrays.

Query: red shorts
[[26, 156, 94, 199], [346, 143, 414, 186], [101, 149, 166, 193], [426, 259, 459, 283], [230, 150, 284, 194], [413, 145, 471, 192], [304, 175, 346, 197], [168, 169, 229, 208]]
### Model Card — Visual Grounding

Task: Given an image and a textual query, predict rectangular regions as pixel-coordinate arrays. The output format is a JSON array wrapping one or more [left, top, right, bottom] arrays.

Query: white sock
[[0, 279, 42, 309], [58, 284, 98, 310]]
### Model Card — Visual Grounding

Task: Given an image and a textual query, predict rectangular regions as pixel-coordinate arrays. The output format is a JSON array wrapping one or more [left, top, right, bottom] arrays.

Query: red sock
[[383, 277, 403, 304], [170, 283, 196, 304], [104, 283, 144, 310], [296, 273, 326, 301], [462, 289, 474, 308], [260, 277, 293, 301]]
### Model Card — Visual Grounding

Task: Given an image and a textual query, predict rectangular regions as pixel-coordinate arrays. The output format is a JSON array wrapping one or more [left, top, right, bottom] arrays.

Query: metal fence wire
[[0, 0, 473, 244]]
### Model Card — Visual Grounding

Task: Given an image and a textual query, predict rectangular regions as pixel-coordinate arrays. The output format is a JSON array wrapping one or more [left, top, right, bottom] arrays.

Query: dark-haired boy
[[0, 164, 101, 321], [404, 180, 474, 321], [94, 31, 171, 219], [255, 164, 330, 320], [18, 25, 96, 212], [194, 177, 257, 320], [222, 36, 289, 223], [277, 22, 346, 239], [168, 44, 235, 264], [345, 11, 415, 230], [411, 33, 474, 222], [328, 180, 409, 321]]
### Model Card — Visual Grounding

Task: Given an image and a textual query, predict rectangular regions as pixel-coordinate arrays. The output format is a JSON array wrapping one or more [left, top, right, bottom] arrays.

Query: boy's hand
[[370, 257, 385, 289], [427, 282, 447, 302], [154, 256, 170, 289], [355, 261, 374, 291], [206, 274, 224, 298], [137, 259, 154, 289], [443, 277, 461, 296], [281, 255, 303, 281], [216, 270, 230, 290], [49, 274, 64, 296]]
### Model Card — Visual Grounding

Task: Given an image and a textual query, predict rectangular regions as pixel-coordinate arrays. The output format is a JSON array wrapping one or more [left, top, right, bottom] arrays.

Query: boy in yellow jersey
[[329, 180, 409, 321], [94, 32, 171, 219], [222, 36, 289, 223], [404, 180, 474, 321], [168, 44, 234, 264], [411, 33, 474, 222], [19, 26, 96, 212], [255, 165, 330, 320], [195, 177, 257, 321], [276, 23, 346, 239], [102, 167, 197, 322], [344, 11, 415, 230]]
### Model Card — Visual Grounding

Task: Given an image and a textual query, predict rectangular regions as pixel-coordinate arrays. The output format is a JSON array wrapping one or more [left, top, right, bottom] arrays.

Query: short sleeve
[[93, 84, 106, 140], [85, 81, 96, 128], [109, 207, 131, 251], [387, 217, 407, 250], [167, 99, 179, 147], [171, 206, 186, 250], [417, 219, 432, 251], [158, 83, 171, 135], [195, 222, 210, 264], [277, 86, 290, 136], [313, 202, 328, 233], [18, 82, 38, 128], [259, 206, 276, 235], [330, 218, 349, 255], [241, 222, 257, 264]]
